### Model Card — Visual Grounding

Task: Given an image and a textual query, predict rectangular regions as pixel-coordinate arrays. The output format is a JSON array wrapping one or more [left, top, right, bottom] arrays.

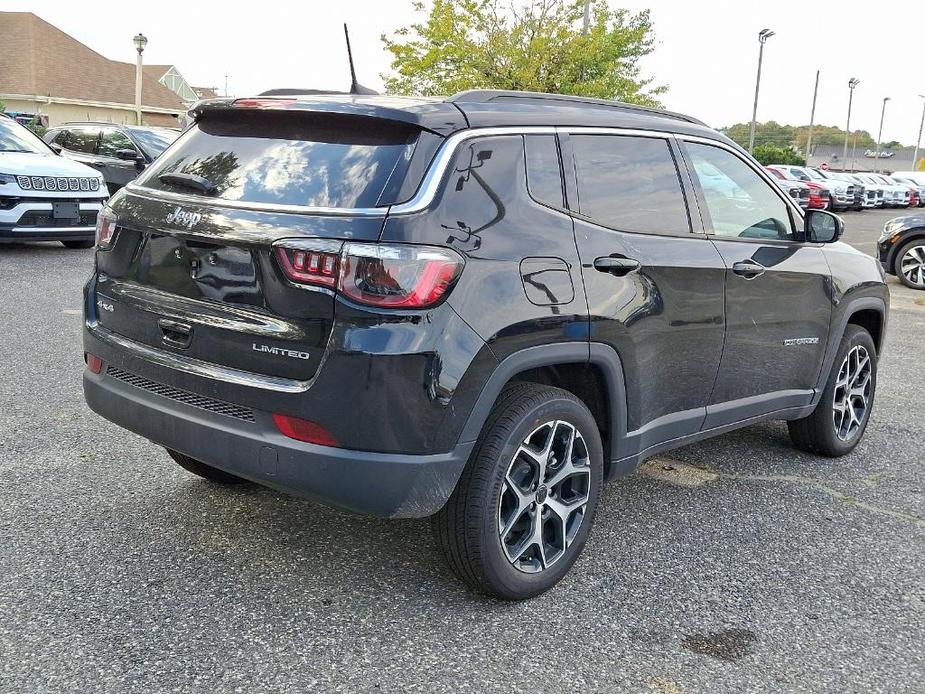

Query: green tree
[[752, 144, 804, 166], [382, 0, 666, 106], [721, 121, 878, 152]]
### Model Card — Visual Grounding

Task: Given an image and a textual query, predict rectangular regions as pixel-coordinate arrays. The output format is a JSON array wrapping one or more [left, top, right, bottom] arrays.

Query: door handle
[[732, 260, 766, 279], [593, 256, 640, 276]]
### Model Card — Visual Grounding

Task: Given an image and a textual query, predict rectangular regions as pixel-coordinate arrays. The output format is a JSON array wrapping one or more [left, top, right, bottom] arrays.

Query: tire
[[788, 325, 877, 457], [432, 383, 604, 600], [166, 448, 251, 484], [61, 240, 94, 249], [894, 239, 925, 290]]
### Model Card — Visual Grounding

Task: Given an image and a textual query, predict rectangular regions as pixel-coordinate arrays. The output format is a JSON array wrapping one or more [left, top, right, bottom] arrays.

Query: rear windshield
[[139, 112, 419, 208]]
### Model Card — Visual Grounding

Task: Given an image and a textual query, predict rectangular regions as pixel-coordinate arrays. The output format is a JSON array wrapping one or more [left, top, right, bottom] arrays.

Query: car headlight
[[881, 219, 905, 239], [0, 173, 17, 186], [834, 186, 846, 194]]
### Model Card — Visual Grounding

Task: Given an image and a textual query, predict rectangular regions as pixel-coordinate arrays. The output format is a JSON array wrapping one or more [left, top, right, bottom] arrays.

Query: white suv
[[0, 115, 108, 248]]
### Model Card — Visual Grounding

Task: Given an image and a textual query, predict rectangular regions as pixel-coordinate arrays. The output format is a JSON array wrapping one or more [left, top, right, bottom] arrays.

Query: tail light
[[275, 240, 464, 309], [275, 239, 341, 289], [96, 208, 117, 249], [339, 243, 463, 308]]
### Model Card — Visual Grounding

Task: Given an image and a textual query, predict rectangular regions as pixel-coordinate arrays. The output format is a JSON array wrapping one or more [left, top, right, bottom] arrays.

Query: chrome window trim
[[87, 320, 312, 393], [125, 125, 782, 222], [126, 126, 666, 217]]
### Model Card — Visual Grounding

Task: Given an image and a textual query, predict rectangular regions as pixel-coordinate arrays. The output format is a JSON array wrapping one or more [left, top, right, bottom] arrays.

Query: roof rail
[[447, 90, 704, 126]]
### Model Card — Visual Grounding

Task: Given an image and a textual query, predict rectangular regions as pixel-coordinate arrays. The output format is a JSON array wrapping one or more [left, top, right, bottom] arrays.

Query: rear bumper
[[83, 366, 473, 518]]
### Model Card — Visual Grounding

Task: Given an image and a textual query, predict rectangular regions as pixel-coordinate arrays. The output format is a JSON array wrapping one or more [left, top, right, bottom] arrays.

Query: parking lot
[[0, 207, 922, 693]]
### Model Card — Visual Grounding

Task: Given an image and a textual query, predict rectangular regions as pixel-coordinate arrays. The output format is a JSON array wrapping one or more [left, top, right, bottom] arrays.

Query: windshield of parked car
[[126, 127, 179, 159], [803, 168, 825, 181], [0, 117, 53, 154], [768, 166, 796, 180]]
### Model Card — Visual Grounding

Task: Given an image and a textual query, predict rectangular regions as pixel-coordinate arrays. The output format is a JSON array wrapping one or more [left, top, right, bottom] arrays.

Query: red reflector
[[86, 353, 103, 374], [272, 414, 339, 447]]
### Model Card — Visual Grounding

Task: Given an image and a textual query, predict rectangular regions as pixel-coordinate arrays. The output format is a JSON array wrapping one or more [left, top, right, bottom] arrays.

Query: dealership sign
[[864, 150, 895, 158]]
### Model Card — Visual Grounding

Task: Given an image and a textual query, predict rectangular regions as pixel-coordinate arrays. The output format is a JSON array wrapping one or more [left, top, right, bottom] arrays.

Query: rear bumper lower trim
[[84, 369, 471, 517], [86, 320, 312, 393]]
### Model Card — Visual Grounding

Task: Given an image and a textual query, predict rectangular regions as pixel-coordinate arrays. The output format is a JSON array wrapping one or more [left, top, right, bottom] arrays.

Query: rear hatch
[[94, 105, 447, 382]]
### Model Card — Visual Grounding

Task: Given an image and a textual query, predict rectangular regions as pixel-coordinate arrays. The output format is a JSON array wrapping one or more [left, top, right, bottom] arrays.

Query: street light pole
[[913, 95, 925, 173], [748, 29, 775, 154], [842, 78, 859, 171], [133, 33, 147, 126], [805, 70, 819, 167], [874, 97, 890, 174]]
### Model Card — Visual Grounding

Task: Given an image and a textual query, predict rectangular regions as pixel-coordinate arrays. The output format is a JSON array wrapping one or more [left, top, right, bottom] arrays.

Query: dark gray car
[[44, 123, 179, 195]]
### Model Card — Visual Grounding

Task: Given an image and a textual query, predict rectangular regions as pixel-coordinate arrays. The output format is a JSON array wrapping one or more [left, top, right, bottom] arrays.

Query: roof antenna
[[344, 23, 378, 95]]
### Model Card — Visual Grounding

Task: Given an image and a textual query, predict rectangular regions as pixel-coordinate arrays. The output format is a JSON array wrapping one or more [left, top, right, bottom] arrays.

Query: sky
[[3, 0, 923, 145]]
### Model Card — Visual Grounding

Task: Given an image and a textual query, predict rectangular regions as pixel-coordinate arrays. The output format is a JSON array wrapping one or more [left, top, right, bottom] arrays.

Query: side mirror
[[49, 143, 62, 155], [805, 209, 843, 243], [116, 148, 140, 161]]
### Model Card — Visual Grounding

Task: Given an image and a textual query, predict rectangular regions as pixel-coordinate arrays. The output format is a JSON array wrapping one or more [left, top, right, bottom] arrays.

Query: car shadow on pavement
[[98, 420, 840, 609]]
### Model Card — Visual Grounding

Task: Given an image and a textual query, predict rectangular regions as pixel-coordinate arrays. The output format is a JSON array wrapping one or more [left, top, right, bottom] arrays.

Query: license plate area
[[53, 202, 79, 220]]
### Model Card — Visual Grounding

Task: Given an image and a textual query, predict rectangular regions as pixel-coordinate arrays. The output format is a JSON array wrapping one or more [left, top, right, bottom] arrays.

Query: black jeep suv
[[83, 91, 888, 599]]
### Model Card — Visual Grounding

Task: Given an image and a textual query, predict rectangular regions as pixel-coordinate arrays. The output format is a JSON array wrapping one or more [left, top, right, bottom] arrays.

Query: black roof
[[191, 89, 725, 143]]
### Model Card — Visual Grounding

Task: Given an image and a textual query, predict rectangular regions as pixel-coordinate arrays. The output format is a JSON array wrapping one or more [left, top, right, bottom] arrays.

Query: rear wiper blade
[[158, 172, 216, 196]]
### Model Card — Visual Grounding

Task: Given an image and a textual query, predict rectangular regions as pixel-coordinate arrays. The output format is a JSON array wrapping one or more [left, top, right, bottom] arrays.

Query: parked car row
[[766, 164, 925, 212]]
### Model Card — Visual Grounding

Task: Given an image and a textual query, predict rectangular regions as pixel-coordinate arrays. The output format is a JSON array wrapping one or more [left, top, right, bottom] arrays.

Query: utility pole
[[913, 95, 925, 173], [842, 78, 859, 170], [582, 0, 591, 35], [875, 97, 890, 174], [805, 70, 819, 166], [748, 29, 775, 154]]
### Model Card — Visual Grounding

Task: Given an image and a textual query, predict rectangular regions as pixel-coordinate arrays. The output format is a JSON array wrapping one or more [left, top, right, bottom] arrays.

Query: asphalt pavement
[[0, 207, 922, 693]]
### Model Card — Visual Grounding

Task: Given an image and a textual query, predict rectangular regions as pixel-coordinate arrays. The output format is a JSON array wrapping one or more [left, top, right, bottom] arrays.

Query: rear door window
[[140, 113, 420, 208], [64, 127, 101, 154], [98, 128, 137, 158], [570, 134, 690, 235]]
